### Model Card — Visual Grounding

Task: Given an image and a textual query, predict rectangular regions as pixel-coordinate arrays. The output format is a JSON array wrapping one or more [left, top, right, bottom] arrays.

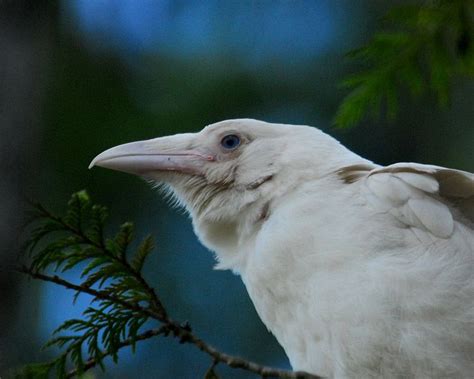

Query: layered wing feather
[[339, 163, 474, 239], [362, 163, 474, 238]]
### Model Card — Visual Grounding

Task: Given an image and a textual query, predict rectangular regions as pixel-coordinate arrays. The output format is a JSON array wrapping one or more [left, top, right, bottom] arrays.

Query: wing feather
[[358, 163, 474, 238], [407, 197, 453, 238]]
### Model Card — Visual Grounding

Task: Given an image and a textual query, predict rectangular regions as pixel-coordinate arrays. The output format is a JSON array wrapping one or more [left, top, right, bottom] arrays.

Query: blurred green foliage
[[336, 1, 474, 128]]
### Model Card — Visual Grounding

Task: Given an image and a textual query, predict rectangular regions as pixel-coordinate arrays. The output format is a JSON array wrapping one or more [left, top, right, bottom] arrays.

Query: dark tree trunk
[[0, 0, 57, 370]]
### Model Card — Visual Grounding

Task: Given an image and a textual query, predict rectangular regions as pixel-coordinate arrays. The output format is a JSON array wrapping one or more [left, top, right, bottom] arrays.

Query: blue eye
[[221, 134, 241, 150]]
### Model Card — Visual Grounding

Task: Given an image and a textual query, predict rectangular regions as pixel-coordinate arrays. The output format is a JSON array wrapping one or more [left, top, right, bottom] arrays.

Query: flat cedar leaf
[[345, 45, 372, 60], [383, 78, 398, 120], [340, 71, 377, 89], [128, 317, 148, 352], [335, 84, 382, 128], [24, 220, 64, 256], [31, 236, 83, 271], [80, 270, 103, 289], [97, 264, 130, 287], [416, 6, 446, 31], [70, 322, 93, 333], [81, 256, 109, 277], [73, 190, 90, 204], [334, 89, 369, 128], [128, 316, 147, 336], [105, 238, 119, 256], [86, 333, 99, 356], [54, 355, 67, 379], [43, 336, 77, 350], [385, 5, 422, 26], [105, 228, 133, 258], [131, 235, 154, 272], [398, 62, 425, 96], [347, 32, 411, 64], [60, 253, 90, 272], [86, 204, 109, 244], [71, 345, 84, 375], [113, 222, 134, 258], [53, 319, 89, 335], [15, 362, 54, 379], [64, 190, 91, 231], [372, 31, 411, 47], [117, 276, 141, 290]]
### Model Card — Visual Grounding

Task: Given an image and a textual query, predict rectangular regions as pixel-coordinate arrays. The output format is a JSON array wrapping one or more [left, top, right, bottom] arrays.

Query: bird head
[[90, 119, 363, 269]]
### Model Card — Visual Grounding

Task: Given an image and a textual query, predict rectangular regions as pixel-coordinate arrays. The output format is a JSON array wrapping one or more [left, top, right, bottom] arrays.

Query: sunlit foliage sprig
[[19, 191, 320, 379], [335, 0, 474, 128]]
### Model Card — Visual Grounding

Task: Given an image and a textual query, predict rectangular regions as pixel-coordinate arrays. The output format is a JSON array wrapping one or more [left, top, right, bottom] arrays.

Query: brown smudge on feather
[[246, 175, 273, 190], [337, 164, 375, 183]]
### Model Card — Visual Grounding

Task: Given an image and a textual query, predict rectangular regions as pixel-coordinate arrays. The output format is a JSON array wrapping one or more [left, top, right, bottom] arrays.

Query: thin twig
[[20, 268, 321, 379]]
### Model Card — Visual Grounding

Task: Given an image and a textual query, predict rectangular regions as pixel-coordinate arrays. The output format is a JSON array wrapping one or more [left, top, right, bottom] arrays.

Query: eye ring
[[220, 134, 241, 150]]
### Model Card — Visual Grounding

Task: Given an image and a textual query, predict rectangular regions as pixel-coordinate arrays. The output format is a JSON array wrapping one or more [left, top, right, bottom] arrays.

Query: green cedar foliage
[[19, 191, 158, 378], [335, 1, 474, 128]]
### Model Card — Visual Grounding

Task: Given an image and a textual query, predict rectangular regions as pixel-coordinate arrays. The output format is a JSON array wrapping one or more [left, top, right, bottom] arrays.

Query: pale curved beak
[[89, 137, 215, 177]]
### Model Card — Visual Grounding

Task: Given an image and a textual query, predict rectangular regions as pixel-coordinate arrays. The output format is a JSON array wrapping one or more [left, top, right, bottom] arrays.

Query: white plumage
[[90, 119, 474, 378]]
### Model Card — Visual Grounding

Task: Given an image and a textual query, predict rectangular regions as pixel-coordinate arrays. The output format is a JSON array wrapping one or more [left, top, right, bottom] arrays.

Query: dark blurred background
[[0, 1, 472, 378]]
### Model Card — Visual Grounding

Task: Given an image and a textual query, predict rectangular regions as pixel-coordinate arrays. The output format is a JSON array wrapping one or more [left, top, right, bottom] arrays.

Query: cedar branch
[[20, 267, 321, 379]]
